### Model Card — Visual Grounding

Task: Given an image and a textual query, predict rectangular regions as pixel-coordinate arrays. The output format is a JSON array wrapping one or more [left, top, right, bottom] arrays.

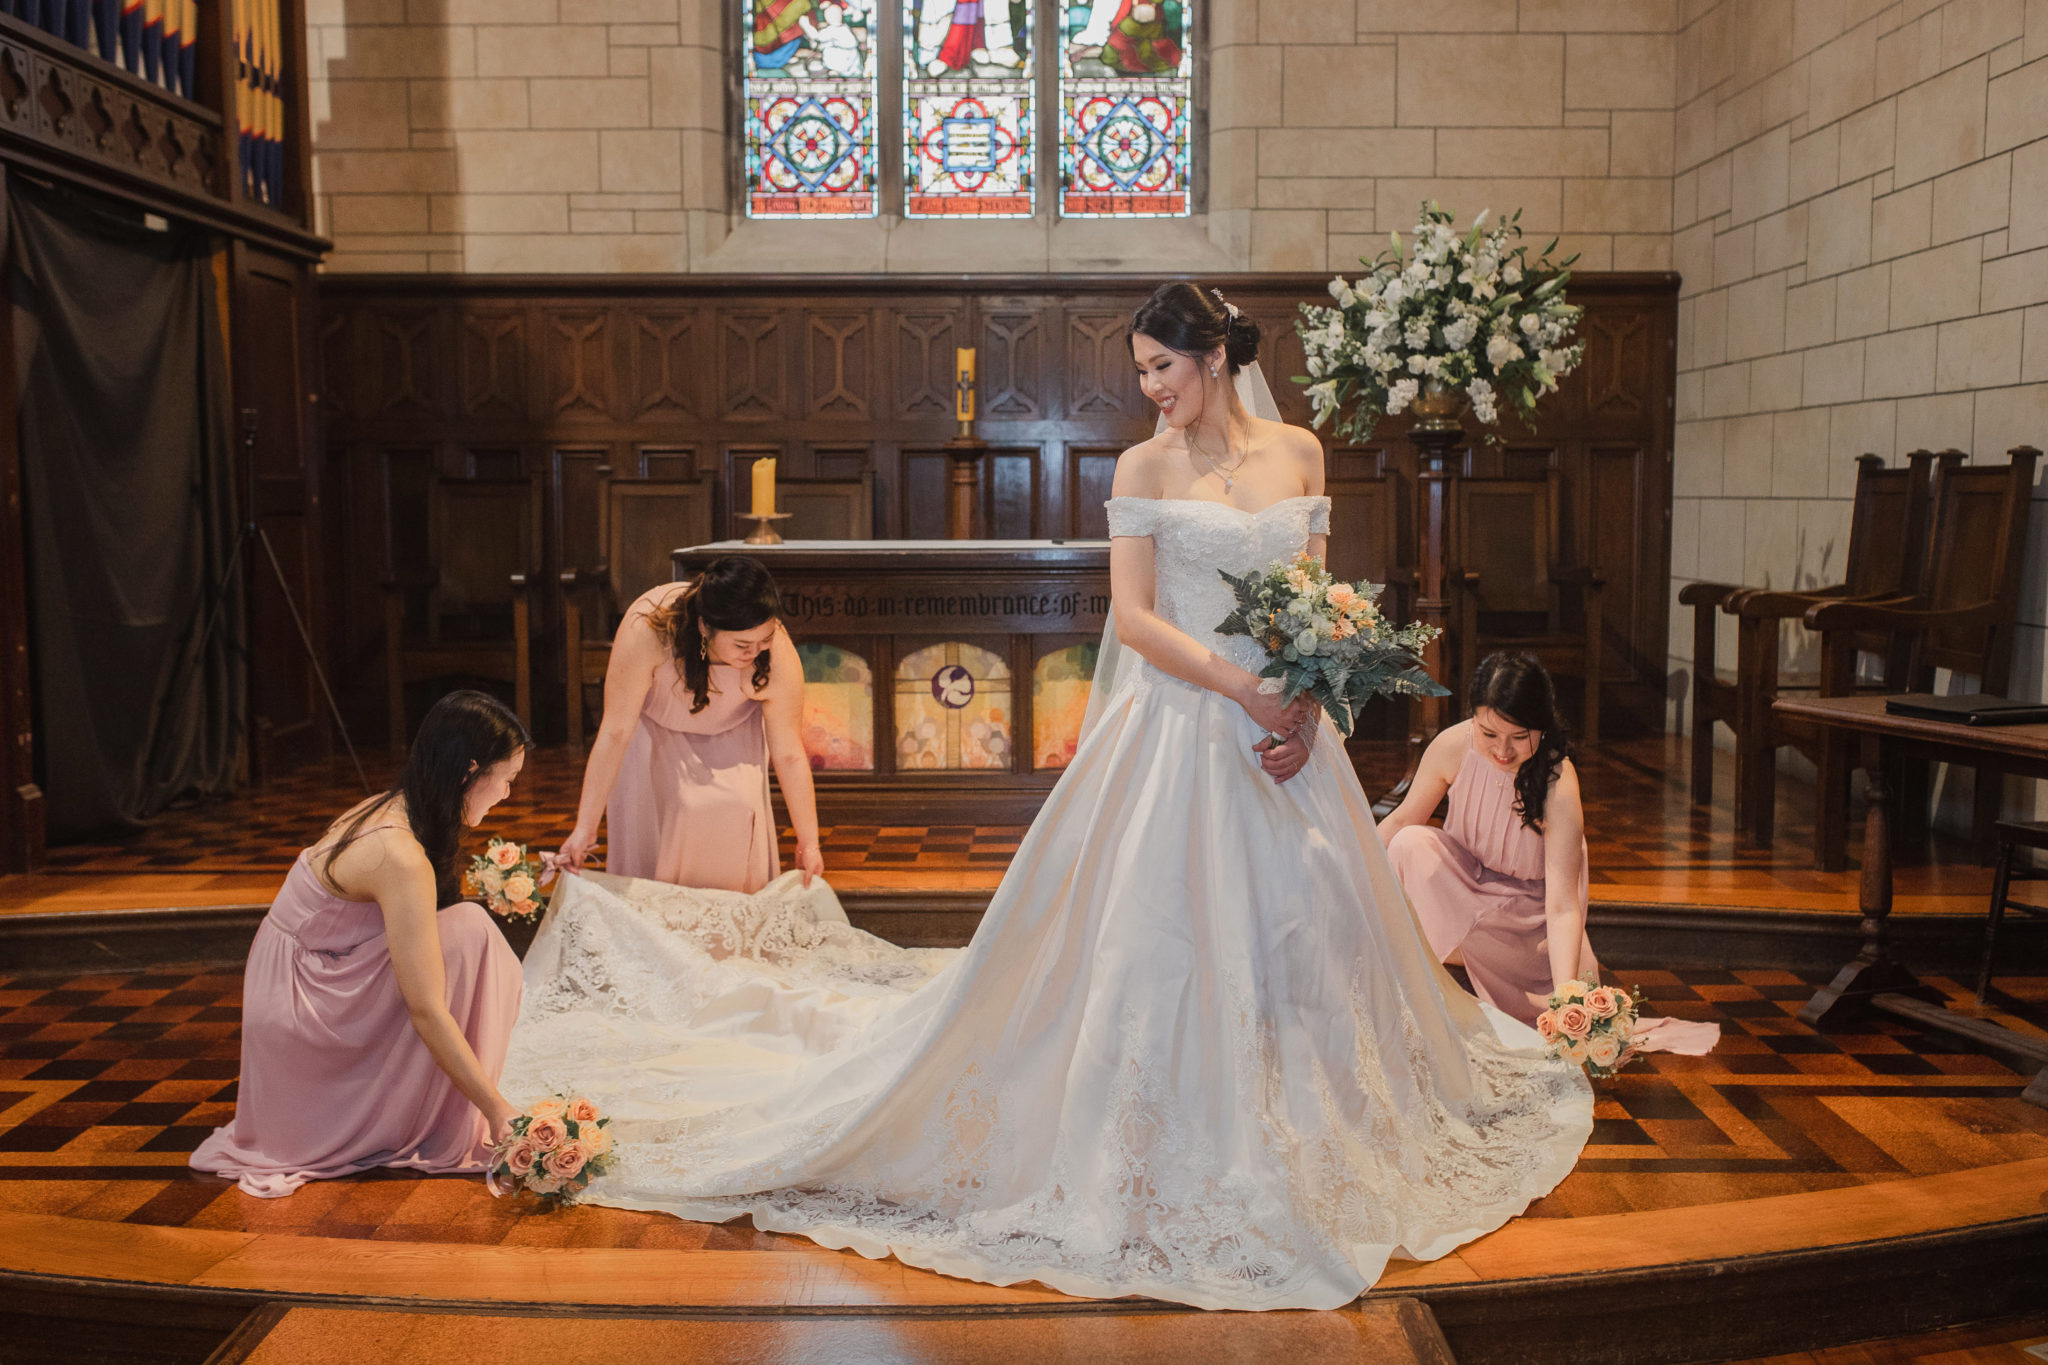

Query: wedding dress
[[504, 493, 1592, 1311]]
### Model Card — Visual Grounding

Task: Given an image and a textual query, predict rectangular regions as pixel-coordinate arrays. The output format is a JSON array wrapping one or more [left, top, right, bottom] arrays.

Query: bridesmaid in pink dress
[[554, 555, 824, 890], [191, 690, 529, 1196], [1380, 654, 1596, 1025], [1380, 654, 1719, 1055]]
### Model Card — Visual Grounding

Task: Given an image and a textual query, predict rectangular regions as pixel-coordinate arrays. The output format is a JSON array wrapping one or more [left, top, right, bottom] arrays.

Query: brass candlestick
[[741, 512, 791, 545]]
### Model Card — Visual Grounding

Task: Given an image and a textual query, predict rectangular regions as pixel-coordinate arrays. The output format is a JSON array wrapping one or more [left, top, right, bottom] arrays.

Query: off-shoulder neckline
[[1103, 493, 1330, 519]]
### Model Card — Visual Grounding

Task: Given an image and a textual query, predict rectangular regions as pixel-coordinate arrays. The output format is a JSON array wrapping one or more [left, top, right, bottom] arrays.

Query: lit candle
[[750, 456, 776, 518], [955, 347, 976, 424]]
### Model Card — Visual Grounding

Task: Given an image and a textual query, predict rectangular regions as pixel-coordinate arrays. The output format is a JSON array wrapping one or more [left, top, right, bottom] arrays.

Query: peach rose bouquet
[[466, 837, 550, 923], [487, 1093, 613, 1204], [1535, 979, 1641, 1079]]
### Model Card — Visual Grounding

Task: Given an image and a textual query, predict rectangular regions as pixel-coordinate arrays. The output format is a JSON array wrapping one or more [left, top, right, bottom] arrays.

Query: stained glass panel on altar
[[904, 0, 1035, 216], [895, 643, 1013, 770], [1058, 0, 1192, 217], [743, 0, 878, 218], [796, 642, 875, 770], [1031, 643, 1097, 769]]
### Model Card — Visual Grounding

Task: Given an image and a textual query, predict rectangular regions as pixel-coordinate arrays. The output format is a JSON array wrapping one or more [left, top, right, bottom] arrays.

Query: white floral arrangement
[[1295, 201, 1587, 443]]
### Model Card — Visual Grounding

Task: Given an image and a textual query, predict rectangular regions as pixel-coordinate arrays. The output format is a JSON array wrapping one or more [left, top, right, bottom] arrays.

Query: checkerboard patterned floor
[[4, 964, 2044, 1244]]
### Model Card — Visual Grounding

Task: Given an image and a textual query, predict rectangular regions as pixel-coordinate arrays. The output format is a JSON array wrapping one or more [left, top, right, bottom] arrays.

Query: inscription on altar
[[781, 586, 1111, 632]]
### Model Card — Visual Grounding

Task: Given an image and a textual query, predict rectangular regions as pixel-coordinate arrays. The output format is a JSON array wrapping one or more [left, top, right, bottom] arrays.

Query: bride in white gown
[[505, 283, 1592, 1312]]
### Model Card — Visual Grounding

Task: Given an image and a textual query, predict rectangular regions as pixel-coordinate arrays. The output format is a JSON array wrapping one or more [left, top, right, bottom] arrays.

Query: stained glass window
[[797, 643, 876, 770], [904, 1, 1035, 217], [1058, 0, 1192, 217], [743, 0, 879, 218], [895, 643, 1013, 770], [1031, 643, 1097, 769]]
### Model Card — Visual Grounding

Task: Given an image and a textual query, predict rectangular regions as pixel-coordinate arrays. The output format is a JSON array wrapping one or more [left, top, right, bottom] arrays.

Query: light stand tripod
[[191, 407, 369, 794]]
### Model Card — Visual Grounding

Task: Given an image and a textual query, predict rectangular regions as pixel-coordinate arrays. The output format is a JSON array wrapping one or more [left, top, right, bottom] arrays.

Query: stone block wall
[[1664, 0, 2048, 747]]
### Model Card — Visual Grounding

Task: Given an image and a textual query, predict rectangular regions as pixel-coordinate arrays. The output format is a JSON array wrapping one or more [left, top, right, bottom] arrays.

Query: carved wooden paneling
[[637, 445, 696, 479], [1248, 308, 1315, 428], [630, 312, 698, 418], [543, 311, 611, 418], [459, 312, 525, 419], [805, 311, 872, 418], [318, 312, 352, 420], [980, 310, 1044, 418], [720, 310, 786, 420], [1065, 311, 1142, 418], [318, 274, 1677, 738], [1579, 309, 1652, 420], [893, 311, 957, 417], [1067, 446, 1121, 539], [551, 445, 612, 578], [465, 447, 523, 481], [0, 29, 223, 201]]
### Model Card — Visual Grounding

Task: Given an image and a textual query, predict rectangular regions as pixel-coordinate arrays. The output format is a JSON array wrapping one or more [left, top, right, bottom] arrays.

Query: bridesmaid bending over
[[553, 555, 823, 889], [1379, 653, 1598, 1024], [191, 690, 528, 1197]]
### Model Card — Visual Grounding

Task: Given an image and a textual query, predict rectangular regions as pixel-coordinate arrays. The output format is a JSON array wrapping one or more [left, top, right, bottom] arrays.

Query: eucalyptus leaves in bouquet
[[1295, 202, 1587, 444]]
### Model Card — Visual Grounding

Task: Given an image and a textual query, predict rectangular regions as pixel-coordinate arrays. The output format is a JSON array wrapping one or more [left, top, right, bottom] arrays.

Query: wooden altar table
[[675, 540, 1110, 825]]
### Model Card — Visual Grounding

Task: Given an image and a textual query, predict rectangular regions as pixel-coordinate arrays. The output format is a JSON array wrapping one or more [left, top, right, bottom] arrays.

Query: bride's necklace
[[1188, 418, 1249, 491]]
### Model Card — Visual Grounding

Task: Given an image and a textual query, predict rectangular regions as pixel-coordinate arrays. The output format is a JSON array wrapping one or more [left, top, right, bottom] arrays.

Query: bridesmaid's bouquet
[[1217, 553, 1447, 738], [467, 838, 548, 922], [1537, 980, 1641, 1079], [488, 1094, 614, 1203]]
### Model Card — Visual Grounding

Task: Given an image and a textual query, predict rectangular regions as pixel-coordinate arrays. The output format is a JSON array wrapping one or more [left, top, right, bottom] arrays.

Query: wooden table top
[[1771, 693, 2048, 760]]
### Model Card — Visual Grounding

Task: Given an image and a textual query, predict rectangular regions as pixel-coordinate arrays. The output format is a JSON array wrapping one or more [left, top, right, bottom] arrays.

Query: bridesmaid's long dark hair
[[324, 689, 530, 903], [1469, 652, 1573, 832], [658, 555, 780, 714]]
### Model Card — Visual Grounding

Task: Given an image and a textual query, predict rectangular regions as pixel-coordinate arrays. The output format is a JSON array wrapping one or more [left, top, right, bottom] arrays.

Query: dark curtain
[[10, 179, 244, 839]]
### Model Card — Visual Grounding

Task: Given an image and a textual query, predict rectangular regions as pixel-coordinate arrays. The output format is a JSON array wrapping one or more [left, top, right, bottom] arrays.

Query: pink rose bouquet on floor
[[466, 838, 550, 923], [1536, 979, 1641, 1079], [488, 1093, 613, 1204]]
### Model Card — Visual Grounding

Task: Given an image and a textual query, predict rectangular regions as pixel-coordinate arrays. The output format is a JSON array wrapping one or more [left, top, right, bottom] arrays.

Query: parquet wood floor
[[2, 961, 2043, 1259], [0, 737, 2008, 918]]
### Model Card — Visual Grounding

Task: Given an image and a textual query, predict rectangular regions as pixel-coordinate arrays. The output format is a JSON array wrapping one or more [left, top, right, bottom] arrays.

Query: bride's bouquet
[[1296, 200, 1586, 443], [1217, 553, 1447, 738], [488, 1094, 614, 1204], [467, 838, 549, 923], [1536, 980, 1642, 1079]]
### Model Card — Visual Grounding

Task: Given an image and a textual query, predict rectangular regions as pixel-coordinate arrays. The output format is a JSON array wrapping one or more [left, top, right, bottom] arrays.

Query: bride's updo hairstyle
[[660, 554, 780, 713], [326, 689, 530, 903], [1469, 652, 1573, 832], [1128, 282, 1262, 376]]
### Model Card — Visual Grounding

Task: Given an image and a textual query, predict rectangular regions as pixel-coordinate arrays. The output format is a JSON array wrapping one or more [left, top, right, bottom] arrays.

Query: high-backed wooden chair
[[1451, 470, 1605, 741], [1681, 450, 1946, 844], [1802, 447, 2042, 869], [754, 472, 876, 541], [383, 477, 537, 756], [561, 475, 718, 747]]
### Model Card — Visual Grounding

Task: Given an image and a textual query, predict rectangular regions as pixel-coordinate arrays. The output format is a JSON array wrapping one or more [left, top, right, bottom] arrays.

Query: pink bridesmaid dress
[[1386, 746, 1596, 1026], [190, 845, 522, 1197], [605, 658, 779, 892]]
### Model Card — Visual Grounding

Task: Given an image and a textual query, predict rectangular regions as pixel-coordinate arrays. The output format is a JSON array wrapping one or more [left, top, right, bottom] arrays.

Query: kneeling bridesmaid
[[1379, 653, 1597, 1025], [191, 690, 528, 1197]]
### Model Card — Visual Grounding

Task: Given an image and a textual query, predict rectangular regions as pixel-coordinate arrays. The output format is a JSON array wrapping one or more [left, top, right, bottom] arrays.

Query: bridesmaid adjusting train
[[554, 556, 823, 891], [191, 691, 528, 1197]]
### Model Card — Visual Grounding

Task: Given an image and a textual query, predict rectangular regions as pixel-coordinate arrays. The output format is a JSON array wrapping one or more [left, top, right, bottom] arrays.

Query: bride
[[506, 283, 1592, 1312]]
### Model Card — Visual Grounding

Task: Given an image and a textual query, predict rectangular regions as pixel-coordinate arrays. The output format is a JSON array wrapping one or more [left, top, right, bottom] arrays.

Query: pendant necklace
[[1191, 417, 1249, 491]]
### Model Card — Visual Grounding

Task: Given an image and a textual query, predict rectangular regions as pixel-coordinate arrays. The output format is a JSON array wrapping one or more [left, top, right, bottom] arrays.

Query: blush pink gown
[[190, 846, 522, 1197], [605, 659, 778, 892], [1386, 746, 1596, 1026]]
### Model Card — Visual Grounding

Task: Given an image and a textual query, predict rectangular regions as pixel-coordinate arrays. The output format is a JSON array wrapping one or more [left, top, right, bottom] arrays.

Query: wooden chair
[[561, 475, 719, 748], [1980, 820, 2048, 1003], [754, 472, 876, 541], [1803, 447, 2042, 869], [383, 477, 537, 756], [1681, 450, 1946, 846], [1450, 470, 1605, 741]]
